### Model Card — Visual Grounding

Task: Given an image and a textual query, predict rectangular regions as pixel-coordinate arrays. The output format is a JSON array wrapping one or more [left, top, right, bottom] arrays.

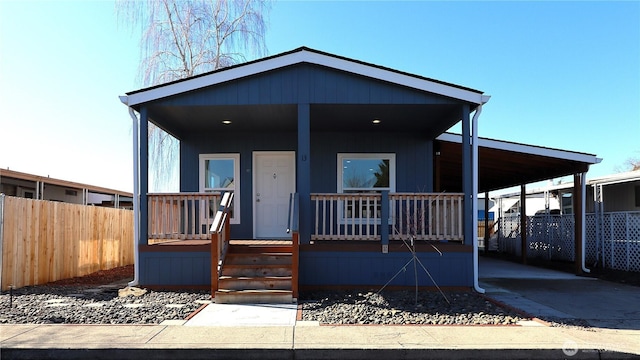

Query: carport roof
[[436, 133, 602, 193]]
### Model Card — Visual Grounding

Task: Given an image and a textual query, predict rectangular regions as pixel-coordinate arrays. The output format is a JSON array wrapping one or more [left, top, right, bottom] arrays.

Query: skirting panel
[[139, 251, 211, 287], [299, 250, 473, 288]]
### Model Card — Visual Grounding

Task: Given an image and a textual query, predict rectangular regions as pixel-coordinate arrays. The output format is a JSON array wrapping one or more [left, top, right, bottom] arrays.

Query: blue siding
[[180, 131, 433, 239], [300, 251, 472, 287], [159, 64, 456, 107], [139, 251, 210, 287]]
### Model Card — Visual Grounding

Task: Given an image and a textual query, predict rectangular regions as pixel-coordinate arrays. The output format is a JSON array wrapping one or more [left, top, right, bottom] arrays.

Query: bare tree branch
[[117, 0, 270, 191]]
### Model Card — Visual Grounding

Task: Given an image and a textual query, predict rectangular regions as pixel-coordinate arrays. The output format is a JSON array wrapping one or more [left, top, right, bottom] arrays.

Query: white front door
[[253, 152, 296, 239]]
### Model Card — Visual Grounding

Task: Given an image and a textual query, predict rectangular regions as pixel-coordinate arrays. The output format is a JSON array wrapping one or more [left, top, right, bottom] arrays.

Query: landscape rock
[[118, 286, 148, 297]]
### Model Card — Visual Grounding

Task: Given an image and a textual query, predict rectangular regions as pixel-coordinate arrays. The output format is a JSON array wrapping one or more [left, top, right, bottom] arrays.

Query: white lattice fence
[[599, 212, 640, 272], [498, 211, 639, 272], [526, 215, 574, 261], [585, 214, 598, 266], [498, 215, 521, 256]]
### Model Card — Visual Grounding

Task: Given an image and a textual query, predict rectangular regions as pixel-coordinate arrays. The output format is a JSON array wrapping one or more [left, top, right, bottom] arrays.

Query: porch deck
[[148, 239, 292, 246]]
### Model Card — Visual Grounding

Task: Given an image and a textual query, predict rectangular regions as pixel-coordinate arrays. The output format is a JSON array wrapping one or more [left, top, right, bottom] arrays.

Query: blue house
[[120, 47, 600, 303]]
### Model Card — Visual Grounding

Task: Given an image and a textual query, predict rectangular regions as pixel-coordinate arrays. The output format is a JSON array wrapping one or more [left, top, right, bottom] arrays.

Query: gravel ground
[[300, 290, 528, 325], [0, 283, 210, 325], [0, 265, 600, 327], [1, 285, 526, 326]]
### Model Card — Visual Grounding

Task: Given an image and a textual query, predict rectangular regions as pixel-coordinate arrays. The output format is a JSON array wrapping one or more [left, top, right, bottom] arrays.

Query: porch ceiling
[[148, 104, 297, 138], [148, 103, 461, 138], [436, 139, 593, 193]]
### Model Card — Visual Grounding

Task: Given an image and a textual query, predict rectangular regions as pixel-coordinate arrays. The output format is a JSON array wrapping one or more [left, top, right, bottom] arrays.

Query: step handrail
[[287, 193, 300, 233], [287, 193, 300, 299], [210, 192, 234, 298]]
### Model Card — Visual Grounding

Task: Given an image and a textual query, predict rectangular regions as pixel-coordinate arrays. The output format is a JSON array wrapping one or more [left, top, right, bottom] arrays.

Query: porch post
[[461, 104, 473, 246], [520, 184, 527, 264], [381, 190, 389, 253], [573, 173, 584, 275], [139, 106, 149, 247], [297, 103, 311, 245], [434, 143, 441, 192]]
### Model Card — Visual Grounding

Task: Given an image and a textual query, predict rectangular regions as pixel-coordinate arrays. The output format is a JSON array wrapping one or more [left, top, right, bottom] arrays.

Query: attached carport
[[434, 133, 602, 274]]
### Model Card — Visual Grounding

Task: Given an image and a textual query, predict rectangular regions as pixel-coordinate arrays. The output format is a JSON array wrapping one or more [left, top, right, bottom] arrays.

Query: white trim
[[252, 151, 296, 239], [199, 153, 240, 224], [126, 49, 488, 106], [436, 133, 601, 165]]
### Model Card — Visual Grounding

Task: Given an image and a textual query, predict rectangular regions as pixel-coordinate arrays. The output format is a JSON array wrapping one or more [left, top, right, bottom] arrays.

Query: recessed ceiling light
[[372, 119, 381, 124], [222, 120, 232, 125]]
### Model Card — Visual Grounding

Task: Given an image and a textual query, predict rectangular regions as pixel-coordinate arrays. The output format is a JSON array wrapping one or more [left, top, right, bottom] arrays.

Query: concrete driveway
[[479, 256, 640, 330]]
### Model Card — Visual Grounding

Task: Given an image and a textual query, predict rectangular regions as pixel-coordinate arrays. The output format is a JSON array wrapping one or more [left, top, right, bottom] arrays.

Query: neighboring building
[[491, 185, 565, 218], [119, 47, 600, 301], [491, 170, 640, 218], [478, 196, 496, 221], [0, 168, 133, 209], [589, 170, 640, 213]]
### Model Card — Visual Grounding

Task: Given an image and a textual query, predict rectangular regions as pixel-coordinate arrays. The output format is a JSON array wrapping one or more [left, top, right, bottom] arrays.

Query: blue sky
[[1, 1, 638, 194]]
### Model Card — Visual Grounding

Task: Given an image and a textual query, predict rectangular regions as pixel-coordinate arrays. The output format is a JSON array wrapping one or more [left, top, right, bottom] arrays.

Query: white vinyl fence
[[497, 211, 640, 272]]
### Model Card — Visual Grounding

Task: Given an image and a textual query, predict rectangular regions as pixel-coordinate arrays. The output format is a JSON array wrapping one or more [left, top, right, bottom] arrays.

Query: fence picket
[[1, 196, 133, 290]]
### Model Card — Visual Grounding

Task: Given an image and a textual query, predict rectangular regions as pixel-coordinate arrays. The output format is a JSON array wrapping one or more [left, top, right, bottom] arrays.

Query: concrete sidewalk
[[2, 257, 639, 359], [2, 322, 639, 359]]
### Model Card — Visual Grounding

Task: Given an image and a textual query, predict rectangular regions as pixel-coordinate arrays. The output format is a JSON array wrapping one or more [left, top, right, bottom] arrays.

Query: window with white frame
[[199, 154, 240, 224], [337, 153, 395, 220]]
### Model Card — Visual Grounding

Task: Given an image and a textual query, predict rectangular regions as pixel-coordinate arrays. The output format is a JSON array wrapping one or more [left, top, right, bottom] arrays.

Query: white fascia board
[[300, 51, 488, 105], [436, 133, 601, 164], [126, 54, 296, 106], [126, 49, 488, 106]]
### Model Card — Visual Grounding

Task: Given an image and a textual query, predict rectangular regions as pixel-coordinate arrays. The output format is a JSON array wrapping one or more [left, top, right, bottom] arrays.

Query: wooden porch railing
[[311, 193, 382, 240], [210, 192, 233, 297], [148, 193, 220, 241], [389, 193, 463, 241], [310, 192, 464, 242]]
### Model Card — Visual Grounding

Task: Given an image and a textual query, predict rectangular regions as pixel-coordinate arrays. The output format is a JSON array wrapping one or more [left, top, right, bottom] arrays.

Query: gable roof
[[123, 47, 490, 107]]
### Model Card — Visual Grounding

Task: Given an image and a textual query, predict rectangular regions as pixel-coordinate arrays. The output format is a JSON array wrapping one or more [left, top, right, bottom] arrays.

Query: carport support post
[[573, 173, 584, 275], [520, 184, 527, 264], [484, 193, 489, 254]]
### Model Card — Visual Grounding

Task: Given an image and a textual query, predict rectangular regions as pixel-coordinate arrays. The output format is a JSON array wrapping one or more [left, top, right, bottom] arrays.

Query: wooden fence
[[1, 195, 134, 290]]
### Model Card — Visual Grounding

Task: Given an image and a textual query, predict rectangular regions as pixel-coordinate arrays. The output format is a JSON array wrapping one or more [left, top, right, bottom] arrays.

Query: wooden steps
[[215, 244, 294, 304]]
